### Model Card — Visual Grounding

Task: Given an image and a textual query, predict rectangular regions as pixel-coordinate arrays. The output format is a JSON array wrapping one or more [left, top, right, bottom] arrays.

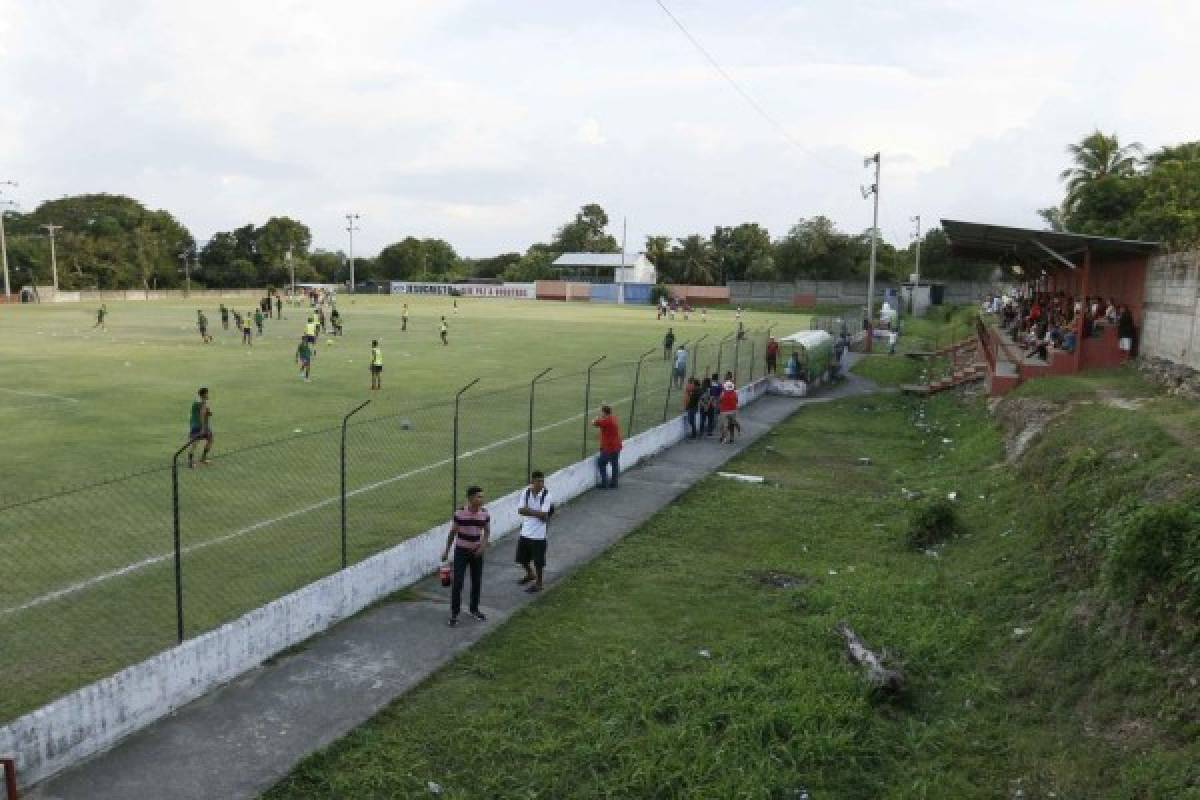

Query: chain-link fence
[[0, 333, 777, 724]]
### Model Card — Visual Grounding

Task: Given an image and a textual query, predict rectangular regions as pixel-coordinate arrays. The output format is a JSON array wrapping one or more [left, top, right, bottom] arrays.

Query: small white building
[[551, 252, 657, 284]]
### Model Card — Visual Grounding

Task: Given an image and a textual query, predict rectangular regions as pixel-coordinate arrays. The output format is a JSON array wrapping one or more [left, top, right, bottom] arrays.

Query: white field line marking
[[1, 396, 630, 617], [0, 387, 80, 403]]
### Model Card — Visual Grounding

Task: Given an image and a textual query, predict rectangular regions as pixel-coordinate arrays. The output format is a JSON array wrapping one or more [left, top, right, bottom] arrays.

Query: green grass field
[[0, 296, 803, 723], [266, 368, 1200, 800]]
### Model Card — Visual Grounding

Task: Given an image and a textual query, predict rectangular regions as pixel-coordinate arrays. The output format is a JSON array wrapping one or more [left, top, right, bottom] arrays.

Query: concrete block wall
[[1141, 252, 1200, 370], [728, 280, 1001, 308], [0, 377, 770, 788]]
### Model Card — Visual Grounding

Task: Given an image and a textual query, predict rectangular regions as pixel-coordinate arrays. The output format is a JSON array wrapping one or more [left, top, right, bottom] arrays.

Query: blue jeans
[[596, 450, 620, 488]]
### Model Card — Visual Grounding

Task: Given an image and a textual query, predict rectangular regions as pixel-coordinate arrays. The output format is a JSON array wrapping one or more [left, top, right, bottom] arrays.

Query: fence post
[[340, 399, 371, 569], [716, 332, 734, 377], [170, 443, 189, 644], [452, 377, 481, 514], [733, 335, 742, 384], [582, 355, 606, 458], [526, 367, 553, 481], [628, 347, 655, 436], [663, 340, 687, 422], [749, 337, 756, 382], [691, 333, 708, 377]]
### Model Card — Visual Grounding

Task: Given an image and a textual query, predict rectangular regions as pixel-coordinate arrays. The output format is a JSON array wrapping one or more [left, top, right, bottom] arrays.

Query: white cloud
[[0, 0, 1196, 256]]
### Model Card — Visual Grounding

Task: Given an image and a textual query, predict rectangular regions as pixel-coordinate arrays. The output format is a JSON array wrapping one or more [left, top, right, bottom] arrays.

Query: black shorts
[[304, 334, 316, 344], [515, 536, 547, 568], [370, 364, 382, 374]]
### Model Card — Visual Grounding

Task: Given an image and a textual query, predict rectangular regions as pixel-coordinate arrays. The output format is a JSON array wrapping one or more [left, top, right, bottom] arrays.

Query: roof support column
[[1075, 246, 1091, 371]]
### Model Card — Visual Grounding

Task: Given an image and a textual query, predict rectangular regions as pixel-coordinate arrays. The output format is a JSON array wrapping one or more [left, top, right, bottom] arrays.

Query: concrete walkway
[[29, 373, 875, 800]]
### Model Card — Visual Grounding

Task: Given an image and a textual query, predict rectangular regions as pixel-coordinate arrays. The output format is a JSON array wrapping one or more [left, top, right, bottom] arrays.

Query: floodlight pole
[[863, 153, 881, 342], [42, 223, 62, 291], [345, 213, 360, 293], [0, 180, 16, 298]]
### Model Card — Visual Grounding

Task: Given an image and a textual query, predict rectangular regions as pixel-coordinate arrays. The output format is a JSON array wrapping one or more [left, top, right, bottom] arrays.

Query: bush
[[907, 498, 962, 549], [649, 284, 670, 306], [1104, 500, 1200, 613]]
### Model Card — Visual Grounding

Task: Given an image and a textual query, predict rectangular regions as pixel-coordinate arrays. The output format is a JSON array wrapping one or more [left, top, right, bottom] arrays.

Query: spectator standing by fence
[[442, 486, 490, 627], [765, 337, 779, 375], [705, 373, 721, 436], [593, 404, 622, 489], [684, 377, 702, 438], [672, 345, 688, 389], [719, 377, 740, 444], [515, 471, 554, 593]]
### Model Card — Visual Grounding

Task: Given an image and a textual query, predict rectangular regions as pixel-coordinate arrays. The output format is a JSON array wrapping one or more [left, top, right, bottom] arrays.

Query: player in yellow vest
[[303, 318, 318, 356], [370, 340, 383, 390]]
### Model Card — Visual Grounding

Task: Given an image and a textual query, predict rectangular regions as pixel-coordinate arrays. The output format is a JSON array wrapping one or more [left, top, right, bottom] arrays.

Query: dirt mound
[[991, 397, 1067, 463]]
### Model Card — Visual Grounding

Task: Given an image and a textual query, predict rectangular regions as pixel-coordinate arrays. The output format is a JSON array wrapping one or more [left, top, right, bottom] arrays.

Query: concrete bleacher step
[[900, 362, 987, 396]]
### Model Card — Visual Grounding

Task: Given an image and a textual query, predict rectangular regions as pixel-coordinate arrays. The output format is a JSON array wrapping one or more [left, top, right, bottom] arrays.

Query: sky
[[1, 0, 1198, 258]]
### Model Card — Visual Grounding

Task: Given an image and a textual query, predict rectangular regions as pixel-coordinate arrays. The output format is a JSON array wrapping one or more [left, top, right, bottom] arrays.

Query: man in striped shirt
[[441, 486, 490, 627]]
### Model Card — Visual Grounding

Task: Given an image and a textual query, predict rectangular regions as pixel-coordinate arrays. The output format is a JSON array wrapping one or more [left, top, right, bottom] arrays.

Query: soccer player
[[303, 316, 318, 355], [296, 337, 313, 381], [242, 312, 253, 345], [440, 316, 448, 345], [401, 303, 408, 332], [186, 387, 214, 467], [330, 307, 343, 336], [220, 303, 230, 330], [275, 293, 283, 319], [232, 309, 243, 333], [254, 307, 264, 337], [93, 304, 107, 330], [197, 310, 213, 343], [369, 339, 383, 390]]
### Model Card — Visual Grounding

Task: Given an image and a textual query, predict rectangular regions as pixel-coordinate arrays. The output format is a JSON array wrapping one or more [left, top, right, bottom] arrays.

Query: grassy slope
[[266, 370, 1199, 799]]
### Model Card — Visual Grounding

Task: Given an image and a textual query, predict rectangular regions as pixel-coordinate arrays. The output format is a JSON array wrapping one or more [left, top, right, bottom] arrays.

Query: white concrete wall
[[1142, 251, 1200, 370], [0, 378, 769, 788]]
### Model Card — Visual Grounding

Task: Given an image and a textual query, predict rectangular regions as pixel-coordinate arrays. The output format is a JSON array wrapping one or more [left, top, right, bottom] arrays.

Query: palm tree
[[1060, 131, 1143, 212], [675, 235, 716, 285]]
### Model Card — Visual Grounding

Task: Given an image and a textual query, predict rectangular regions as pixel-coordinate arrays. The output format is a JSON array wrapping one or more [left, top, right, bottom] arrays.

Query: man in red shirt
[[765, 337, 780, 375], [592, 404, 623, 489], [718, 378, 740, 444]]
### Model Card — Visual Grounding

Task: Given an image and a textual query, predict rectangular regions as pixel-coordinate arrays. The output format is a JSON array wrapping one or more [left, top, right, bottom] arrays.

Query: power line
[[653, 0, 854, 179]]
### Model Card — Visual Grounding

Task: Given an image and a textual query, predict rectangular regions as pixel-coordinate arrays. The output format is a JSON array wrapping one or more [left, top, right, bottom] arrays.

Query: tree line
[[3, 133, 1194, 291]]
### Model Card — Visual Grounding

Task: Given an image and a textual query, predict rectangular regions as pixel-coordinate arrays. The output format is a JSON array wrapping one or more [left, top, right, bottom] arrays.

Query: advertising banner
[[389, 282, 536, 299]]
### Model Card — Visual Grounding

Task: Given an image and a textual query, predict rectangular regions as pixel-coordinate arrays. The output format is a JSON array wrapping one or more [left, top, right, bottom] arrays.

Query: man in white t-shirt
[[515, 470, 555, 593]]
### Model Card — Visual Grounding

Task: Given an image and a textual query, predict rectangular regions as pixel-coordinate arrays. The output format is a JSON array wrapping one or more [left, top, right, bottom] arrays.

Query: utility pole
[[911, 214, 922, 285], [862, 153, 881, 331], [618, 216, 627, 305], [345, 213, 360, 292], [286, 247, 294, 297], [0, 180, 15, 299], [41, 223, 63, 292]]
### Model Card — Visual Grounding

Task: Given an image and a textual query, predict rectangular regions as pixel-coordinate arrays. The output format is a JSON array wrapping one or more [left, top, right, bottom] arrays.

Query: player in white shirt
[[515, 471, 555, 593]]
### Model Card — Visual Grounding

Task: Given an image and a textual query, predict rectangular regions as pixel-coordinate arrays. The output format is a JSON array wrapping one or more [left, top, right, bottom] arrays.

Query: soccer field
[[0, 295, 803, 722]]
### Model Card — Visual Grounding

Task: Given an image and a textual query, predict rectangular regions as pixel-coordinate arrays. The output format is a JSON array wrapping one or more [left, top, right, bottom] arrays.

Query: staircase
[[901, 338, 988, 396]]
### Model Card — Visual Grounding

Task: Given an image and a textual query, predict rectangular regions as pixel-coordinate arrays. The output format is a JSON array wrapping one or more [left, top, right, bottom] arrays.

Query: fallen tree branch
[[835, 621, 906, 697]]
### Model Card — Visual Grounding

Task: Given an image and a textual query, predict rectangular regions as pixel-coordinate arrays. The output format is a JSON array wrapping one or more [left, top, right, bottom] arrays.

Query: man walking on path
[[515, 471, 554, 593], [369, 339, 383, 390], [719, 376, 740, 444], [186, 387, 214, 467], [441, 486, 490, 627], [672, 344, 688, 389], [663, 327, 676, 360], [592, 404, 623, 489], [765, 336, 779, 375]]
